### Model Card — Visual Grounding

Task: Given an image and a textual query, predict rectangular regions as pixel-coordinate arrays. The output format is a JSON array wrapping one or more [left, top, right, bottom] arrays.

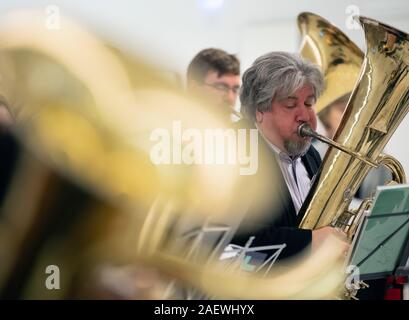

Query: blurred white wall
[[1, 0, 409, 172]]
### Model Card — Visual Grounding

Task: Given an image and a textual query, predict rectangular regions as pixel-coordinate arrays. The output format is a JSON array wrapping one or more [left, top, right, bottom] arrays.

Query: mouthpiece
[[298, 123, 315, 138], [297, 123, 378, 168]]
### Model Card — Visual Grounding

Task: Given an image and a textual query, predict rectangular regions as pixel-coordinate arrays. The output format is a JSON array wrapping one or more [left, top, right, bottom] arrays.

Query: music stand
[[348, 184, 409, 281]]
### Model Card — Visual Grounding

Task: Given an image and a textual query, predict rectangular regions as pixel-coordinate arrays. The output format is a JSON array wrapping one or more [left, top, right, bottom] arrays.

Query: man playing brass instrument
[[232, 52, 349, 261]]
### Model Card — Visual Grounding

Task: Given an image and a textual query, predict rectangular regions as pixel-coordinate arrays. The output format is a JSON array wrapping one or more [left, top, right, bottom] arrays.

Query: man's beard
[[283, 138, 311, 157]]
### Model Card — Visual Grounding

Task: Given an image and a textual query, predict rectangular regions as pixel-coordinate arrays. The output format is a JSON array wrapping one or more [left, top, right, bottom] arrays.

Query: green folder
[[348, 184, 409, 280]]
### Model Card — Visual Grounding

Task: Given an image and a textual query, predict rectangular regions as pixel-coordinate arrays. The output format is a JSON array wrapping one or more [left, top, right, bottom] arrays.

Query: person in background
[[186, 48, 241, 121]]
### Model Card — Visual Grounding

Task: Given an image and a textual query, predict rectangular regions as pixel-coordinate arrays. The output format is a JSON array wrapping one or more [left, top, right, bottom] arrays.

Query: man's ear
[[255, 109, 263, 123]]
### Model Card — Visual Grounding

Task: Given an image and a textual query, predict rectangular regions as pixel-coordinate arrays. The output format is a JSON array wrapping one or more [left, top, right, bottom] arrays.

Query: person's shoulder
[[232, 118, 255, 130]]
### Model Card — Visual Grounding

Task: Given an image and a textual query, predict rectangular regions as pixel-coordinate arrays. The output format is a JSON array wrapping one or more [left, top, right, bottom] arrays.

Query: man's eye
[[215, 84, 228, 90], [305, 103, 313, 107], [286, 105, 296, 109]]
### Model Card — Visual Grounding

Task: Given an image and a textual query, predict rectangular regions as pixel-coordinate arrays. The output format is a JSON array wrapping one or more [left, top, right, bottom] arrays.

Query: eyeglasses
[[203, 82, 240, 94]]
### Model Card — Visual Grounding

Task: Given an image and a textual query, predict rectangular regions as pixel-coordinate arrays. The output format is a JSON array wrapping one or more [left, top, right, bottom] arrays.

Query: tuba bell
[[298, 14, 409, 240], [298, 12, 364, 116]]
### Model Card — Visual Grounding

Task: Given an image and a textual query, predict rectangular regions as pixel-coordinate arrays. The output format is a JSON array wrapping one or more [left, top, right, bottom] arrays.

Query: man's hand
[[312, 226, 350, 254]]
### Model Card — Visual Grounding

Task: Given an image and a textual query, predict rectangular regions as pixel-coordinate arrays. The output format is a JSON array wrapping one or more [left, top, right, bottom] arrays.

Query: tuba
[[298, 13, 409, 239]]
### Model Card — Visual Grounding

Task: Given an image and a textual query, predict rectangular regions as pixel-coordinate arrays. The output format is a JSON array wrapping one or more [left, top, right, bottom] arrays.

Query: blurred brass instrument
[[0, 10, 347, 299]]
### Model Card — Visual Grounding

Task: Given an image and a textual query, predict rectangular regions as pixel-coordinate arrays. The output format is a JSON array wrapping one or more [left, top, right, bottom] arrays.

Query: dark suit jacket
[[0, 130, 20, 207], [231, 120, 322, 260]]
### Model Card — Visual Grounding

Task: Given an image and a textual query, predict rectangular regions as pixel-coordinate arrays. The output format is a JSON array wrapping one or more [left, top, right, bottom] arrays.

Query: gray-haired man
[[232, 52, 349, 260]]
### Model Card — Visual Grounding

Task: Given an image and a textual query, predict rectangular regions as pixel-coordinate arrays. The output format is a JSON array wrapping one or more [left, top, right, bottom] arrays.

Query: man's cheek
[[310, 115, 318, 131]]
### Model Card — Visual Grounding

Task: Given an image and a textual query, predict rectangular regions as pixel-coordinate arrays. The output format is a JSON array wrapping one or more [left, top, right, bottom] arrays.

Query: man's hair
[[187, 48, 240, 84], [318, 93, 350, 131], [240, 52, 324, 121]]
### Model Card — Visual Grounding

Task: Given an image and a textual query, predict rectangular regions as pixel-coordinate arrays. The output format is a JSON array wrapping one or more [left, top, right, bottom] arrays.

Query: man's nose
[[296, 105, 311, 122], [224, 90, 237, 106]]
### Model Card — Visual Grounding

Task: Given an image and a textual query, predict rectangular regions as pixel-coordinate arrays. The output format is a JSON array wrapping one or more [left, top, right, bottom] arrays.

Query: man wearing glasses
[[187, 48, 240, 120]]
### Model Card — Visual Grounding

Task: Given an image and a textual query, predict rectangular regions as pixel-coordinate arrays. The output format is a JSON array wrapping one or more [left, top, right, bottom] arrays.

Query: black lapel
[[301, 148, 320, 179], [297, 146, 322, 225]]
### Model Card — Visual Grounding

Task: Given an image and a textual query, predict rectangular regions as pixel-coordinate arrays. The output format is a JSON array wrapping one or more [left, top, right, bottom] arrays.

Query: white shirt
[[256, 124, 312, 214]]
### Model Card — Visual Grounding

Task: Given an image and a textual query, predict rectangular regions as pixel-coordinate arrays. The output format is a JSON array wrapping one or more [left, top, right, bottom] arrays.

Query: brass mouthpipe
[[230, 107, 243, 119], [298, 123, 378, 168]]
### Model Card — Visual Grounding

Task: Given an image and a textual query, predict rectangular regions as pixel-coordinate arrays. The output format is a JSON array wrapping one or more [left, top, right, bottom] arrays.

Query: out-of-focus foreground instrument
[[0, 11, 346, 299]]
